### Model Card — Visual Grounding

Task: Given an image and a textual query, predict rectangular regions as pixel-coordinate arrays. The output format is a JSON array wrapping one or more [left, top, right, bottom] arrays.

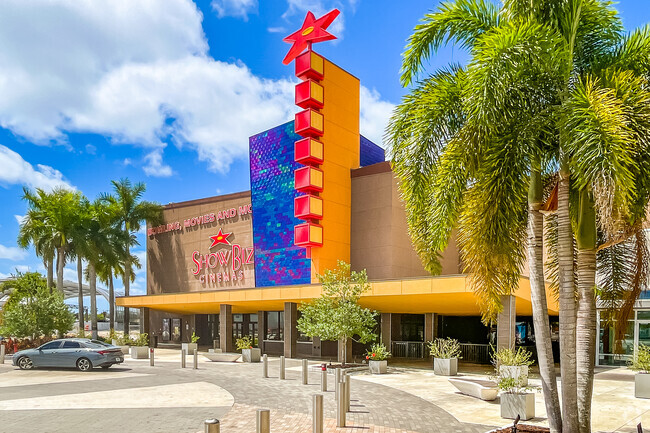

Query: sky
[[0, 0, 649, 313]]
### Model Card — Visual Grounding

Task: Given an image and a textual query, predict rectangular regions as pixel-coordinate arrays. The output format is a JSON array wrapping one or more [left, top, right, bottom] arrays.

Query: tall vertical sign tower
[[283, 10, 361, 282]]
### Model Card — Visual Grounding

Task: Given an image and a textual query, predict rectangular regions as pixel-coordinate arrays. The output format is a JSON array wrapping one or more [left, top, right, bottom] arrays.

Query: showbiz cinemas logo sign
[[191, 229, 254, 284]]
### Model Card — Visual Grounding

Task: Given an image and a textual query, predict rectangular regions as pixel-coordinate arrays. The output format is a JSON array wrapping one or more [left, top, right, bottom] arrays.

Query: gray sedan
[[12, 338, 124, 371]]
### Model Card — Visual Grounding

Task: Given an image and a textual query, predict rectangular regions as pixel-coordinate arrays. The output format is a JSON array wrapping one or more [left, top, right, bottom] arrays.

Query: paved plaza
[[0, 350, 647, 432]]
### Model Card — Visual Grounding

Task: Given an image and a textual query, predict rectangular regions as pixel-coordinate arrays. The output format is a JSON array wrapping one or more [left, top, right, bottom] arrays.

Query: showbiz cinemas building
[[118, 12, 565, 363]]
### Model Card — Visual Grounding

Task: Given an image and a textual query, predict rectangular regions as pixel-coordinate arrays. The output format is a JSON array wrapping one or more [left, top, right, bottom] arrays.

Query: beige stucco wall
[[350, 163, 461, 280], [146, 192, 255, 295]]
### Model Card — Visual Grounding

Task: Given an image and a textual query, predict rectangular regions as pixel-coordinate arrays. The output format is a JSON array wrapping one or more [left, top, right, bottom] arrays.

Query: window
[[40, 341, 62, 350], [265, 311, 284, 341], [62, 341, 81, 349], [638, 311, 650, 320]]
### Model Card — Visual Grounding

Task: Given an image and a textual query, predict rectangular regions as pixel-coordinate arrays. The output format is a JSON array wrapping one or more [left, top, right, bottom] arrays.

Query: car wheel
[[17, 356, 34, 370], [76, 358, 93, 372], [101, 365, 111, 369]]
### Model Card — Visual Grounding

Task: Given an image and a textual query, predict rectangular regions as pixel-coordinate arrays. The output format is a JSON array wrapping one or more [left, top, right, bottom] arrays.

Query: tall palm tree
[[101, 179, 162, 335], [390, 1, 650, 432], [18, 189, 56, 292], [70, 196, 91, 335]]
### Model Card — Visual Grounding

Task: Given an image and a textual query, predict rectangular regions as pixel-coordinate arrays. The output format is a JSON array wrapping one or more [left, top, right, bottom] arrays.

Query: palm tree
[[101, 179, 162, 335], [390, 1, 650, 432], [18, 189, 56, 292]]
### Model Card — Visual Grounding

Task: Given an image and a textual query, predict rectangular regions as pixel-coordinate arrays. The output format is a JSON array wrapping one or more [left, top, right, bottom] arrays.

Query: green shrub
[[191, 332, 200, 343], [492, 346, 534, 367], [427, 338, 462, 359], [235, 335, 253, 351], [365, 343, 391, 361], [630, 344, 650, 373], [496, 375, 536, 394], [132, 333, 149, 347]]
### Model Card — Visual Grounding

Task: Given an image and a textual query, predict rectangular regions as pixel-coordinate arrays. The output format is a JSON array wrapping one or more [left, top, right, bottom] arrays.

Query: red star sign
[[282, 9, 340, 65], [209, 229, 232, 248]]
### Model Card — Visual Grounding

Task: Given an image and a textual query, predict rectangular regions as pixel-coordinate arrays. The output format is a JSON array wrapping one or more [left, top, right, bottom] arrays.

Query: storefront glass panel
[[598, 319, 634, 366], [265, 311, 284, 341]]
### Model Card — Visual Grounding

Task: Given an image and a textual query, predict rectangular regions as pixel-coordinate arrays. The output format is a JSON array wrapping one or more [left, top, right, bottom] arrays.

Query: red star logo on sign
[[282, 9, 340, 65], [209, 229, 232, 248]]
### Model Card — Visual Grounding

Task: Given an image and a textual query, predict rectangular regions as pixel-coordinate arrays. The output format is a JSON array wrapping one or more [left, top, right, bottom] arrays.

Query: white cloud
[[211, 0, 257, 20], [0, 244, 27, 261], [359, 87, 395, 149], [267, 27, 287, 34], [0, 0, 393, 175], [143, 149, 173, 177], [85, 144, 96, 154], [0, 145, 74, 191]]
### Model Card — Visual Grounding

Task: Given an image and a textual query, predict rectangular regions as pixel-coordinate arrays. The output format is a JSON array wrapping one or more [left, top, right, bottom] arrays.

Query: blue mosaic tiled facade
[[359, 135, 385, 167], [250, 121, 312, 287]]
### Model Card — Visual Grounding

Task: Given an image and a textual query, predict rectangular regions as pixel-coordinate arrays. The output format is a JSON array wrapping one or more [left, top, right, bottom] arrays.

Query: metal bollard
[[335, 368, 341, 400], [193, 348, 198, 369], [320, 364, 327, 392], [262, 354, 268, 378], [302, 359, 308, 385], [313, 394, 324, 433], [256, 409, 270, 433], [181, 349, 186, 368], [344, 374, 351, 412], [336, 380, 347, 427], [150, 348, 154, 367], [279, 355, 285, 380], [205, 419, 220, 433], [0, 344, 5, 364]]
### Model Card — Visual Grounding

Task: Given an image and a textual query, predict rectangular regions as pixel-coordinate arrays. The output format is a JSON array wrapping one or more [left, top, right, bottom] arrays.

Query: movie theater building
[[117, 20, 559, 362]]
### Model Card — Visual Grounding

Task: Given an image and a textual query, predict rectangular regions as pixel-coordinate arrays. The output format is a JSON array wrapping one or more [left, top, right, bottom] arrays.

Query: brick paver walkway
[[192, 359, 495, 433]]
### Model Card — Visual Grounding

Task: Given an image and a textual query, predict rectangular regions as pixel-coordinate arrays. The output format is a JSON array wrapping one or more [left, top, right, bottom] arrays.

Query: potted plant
[[129, 333, 150, 359], [497, 373, 536, 420], [365, 343, 390, 374], [117, 333, 131, 354], [237, 336, 260, 362], [428, 337, 461, 376], [109, 329, 120, 347], [493, 346, 534, 386], [182, 332, 199, 354], [630, 344, 650, 399]]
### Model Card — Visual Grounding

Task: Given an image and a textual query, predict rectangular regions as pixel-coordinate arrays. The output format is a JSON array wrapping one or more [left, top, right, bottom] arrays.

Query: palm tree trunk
[[89, 263, 98, 340], [47, 255, 54, 293], [576, 190, 597, 433], [109, 272, 115, 333], [57, 247, 65, 293], [557, 171, 579, 433], [528, 166, 562, 433], [77, 255, 84, 336], [124, 241, 130, 336]]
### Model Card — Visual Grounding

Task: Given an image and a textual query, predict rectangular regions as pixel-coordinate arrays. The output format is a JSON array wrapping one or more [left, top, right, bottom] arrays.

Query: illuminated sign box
[[294, 166, 324, 193], [295, 50, 325, 81], [294, 137, 324, 165], [295, 108, 324, 137], [295, 79, 324, 109], [294, 194, 323, 220], [294, 222, 323, 247]]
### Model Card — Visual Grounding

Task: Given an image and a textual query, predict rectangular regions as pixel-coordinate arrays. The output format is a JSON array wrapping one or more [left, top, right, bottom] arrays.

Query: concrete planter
[[182, 342, 198, 354], [433, 357, 458, 376], [499, 365, 529, 386], [118, 345, 130, 355], [241, 348, 261, 363], [130, 346, 149, 359], [369, 360, 388, 374], [111, 339, 119, 346], [635, 372, 650, 399], [500, 392, 535, 420]]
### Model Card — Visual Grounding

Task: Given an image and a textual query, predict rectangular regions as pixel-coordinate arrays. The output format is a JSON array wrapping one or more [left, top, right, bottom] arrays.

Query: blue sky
[[0, 0, 648, 313]]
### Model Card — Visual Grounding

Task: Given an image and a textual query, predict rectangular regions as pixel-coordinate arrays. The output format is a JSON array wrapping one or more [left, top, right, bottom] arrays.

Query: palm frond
[[400, 0, 500, 86]]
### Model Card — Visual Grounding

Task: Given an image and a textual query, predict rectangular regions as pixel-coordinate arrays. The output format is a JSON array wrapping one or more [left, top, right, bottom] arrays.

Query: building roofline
[[163, 191, 251, 210], [351, 161, 392, 178]]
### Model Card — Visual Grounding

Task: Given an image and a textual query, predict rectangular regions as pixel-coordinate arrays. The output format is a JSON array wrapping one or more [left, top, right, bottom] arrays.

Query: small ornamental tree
[[0, 272, 75, 339], [297, 260, 377, 364]]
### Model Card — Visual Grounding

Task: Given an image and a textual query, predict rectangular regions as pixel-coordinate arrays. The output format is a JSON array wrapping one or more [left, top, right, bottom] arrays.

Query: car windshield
[[90, 340, 111, 347]]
